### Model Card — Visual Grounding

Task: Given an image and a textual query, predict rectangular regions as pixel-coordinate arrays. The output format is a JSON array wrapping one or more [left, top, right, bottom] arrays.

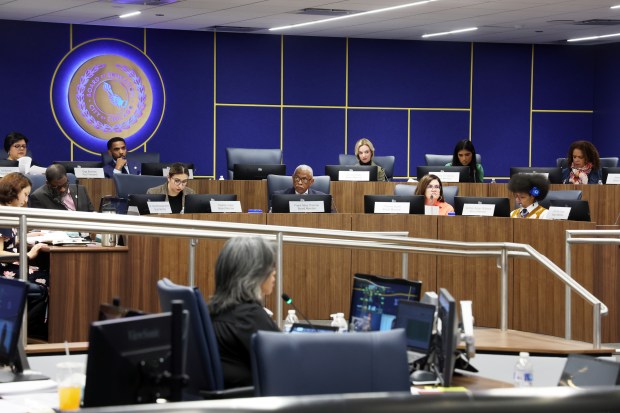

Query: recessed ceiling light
[[567, 32, 620, 42], [422, 27, 478, 38], [119, 11, 141, 19], [611, 5, 620, 9]]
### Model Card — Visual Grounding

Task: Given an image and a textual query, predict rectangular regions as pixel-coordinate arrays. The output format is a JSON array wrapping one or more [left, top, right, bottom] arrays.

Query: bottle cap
[[519, 351, 529, 357], [288, 309, 296, 315]]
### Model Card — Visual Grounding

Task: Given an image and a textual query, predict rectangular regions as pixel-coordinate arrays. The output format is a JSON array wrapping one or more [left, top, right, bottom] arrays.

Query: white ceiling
[[2, 0, 620, 44]]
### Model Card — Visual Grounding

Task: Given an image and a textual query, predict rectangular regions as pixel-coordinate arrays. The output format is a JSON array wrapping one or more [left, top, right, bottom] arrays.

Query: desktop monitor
[[127, 194, 167, 215], [558, 354, 620, 387], [141, 162, 195, 177], [324, 165, 378, 182], [416, 166, 472, 183], [349, 273, 422, 333], [549, 199, 591, 222], [453, 196, 511, 217], [435, 288, 458, 387], [394, 300, 435, 355], [233, 164, 286, 180], [602, 167, 620, 184], [183, 194, 238, 213], [53, 161, 103, 174], [99, 196, 129, 214], [271, 194, 332, 213], [509, 167, 562, 184], [363, 195, 425, 214]]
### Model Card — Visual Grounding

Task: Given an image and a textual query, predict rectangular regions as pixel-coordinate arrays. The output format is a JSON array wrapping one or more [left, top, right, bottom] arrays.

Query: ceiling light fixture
[[611, 5, 620, 9], [422, 27, 478, 38], [269, 0, 438, 31], [119, 11, 141, 19], [567, 32, 620, 42]]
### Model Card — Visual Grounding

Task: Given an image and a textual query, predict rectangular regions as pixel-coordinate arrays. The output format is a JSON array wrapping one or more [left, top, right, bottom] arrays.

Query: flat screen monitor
[[394, 300, 435, 354], [271, 194, 332, 213], [363, 195, 425, 214], [453, 196, 511, 217], [233, 164, 286, 180], [602, 167, 620, 184], [183, 194, 238, 213], [52, 161, 103, 174], [549, 199, 591, 222], [99, 196, 129, 214], [324, 165, 378, 182], [558, 354, 620, 387], [416, 166, 472, 183], [289, 323, 338, 334], [141, 162, 195, 177], [0, 160, 18, 167], [349, 273, 422, 333], [435, 288, 458, 387], [128, 194, 166, 215], [509, 167, 563, 184]]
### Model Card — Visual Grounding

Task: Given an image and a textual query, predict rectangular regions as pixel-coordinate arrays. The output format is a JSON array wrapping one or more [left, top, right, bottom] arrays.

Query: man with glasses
[[30, 164, 95, 211], [271, 164, 336, 211], [103, 137, 140, 177], [146, 162, 194, 213]]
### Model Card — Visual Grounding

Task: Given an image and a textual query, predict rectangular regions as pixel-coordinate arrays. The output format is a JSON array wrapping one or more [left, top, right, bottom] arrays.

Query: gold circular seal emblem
[[68, 54, 152, 139]]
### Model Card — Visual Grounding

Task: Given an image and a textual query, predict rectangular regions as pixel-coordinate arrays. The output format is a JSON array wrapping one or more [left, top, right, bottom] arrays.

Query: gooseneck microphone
[[281, 293, 317, 330]]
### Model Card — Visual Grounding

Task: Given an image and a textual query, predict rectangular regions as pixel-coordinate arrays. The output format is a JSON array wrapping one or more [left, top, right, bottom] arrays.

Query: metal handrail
[[0, 206, 607, 347]]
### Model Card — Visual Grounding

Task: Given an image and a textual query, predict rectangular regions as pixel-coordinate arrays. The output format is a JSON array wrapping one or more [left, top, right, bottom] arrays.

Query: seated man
[[271, 164, 336, 212], [30, 164, 95, 212], [103, 137, 140, 177]]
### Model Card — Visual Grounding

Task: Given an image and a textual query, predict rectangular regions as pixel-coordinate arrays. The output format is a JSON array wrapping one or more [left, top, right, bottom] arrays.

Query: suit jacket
[[29, 184, 95, 212], [103, 158, 141, 178], [146, 183, 195, 211]]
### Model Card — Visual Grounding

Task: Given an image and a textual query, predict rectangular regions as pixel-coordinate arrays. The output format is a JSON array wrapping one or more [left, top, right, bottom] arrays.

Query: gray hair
[[294, 164, 313, 176], [209, 236, 276, 314]]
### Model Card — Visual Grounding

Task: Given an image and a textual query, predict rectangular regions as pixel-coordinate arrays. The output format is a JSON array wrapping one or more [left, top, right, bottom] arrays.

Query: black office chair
[[183, 194, 238, 213], [157, 278, 253, 399], [539, 190, 582, 209], [394, 183, 458, 206], [226, 148, 282, 180], [101, 151, 160, 175], [338, 154, 396, 180], [425, 153, 482, 166], [112, 174, 167, 198], [251, 329, 410, 397]]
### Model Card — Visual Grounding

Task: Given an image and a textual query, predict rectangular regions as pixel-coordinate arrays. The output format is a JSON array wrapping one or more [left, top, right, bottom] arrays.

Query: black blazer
[[29, 183, 95, 212]]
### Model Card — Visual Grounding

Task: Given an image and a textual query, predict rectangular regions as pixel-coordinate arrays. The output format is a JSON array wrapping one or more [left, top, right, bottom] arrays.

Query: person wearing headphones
[[507, 173, 550, 219], [29, 164, 94, 212]]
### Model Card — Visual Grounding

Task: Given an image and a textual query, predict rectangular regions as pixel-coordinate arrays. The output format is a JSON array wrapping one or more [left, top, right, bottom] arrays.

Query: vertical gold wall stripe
[[529, 45, 535, 167], [280, 35, 284, 151], [144, 28, 147, 54], [70, 142, 74, 161], [69, 24, 73, 49], [407, 109, 411, 177], [213, 32, 217, 178], [469, 42, 474, 140], [344, 38, 349, 154]]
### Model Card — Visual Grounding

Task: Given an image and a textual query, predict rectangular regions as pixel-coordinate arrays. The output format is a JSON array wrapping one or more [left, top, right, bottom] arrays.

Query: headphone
[[529, 186, 540, 197]]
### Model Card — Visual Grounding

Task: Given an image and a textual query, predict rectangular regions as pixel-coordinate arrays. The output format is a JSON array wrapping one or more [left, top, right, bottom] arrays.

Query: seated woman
[[507, 173, 550, 219], [415, 174, 454, 215], [445, 139, 484, 183], [209, 236, 280, 388], [0, 172, 50, 340], [146, 162, 195, 213], [562, 140, 601, 184], [4, 132, 29, 161], [353, 138, 388, 182]]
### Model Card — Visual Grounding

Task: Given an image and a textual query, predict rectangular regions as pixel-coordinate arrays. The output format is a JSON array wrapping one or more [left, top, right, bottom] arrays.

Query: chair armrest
[[200, 385, 254, 399]]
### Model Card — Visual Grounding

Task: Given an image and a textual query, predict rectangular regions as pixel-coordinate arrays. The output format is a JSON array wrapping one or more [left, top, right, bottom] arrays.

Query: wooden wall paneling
[[190, 179, 221, 196], [330, 181, 354, 214], [220, 180, 268, 212], [453, 183, 490, 198], [594, 184, 620, 225], [126, 235, 162, 314], [81, 178, 116, 211], [593, 225, 620, 344]]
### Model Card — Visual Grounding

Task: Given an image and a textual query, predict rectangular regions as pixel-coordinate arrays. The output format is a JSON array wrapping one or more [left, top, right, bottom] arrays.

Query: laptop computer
[[394, 300, 435, 363], [289, 323, 338, 333]]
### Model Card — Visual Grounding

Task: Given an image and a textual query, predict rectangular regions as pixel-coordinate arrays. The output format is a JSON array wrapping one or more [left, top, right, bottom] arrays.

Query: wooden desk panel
[[330, 182, 396, 214], [81, 179, 115, 211], [593, 225, 620, 344], [220, 180, 268, 212]]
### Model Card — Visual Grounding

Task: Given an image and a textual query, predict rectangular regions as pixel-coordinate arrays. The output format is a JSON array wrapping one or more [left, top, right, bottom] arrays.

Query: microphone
[[281, 293, 317, 330]]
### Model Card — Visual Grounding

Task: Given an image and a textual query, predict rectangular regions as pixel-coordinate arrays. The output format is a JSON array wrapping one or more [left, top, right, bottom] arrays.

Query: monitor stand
[[0, 342, 48, 383]]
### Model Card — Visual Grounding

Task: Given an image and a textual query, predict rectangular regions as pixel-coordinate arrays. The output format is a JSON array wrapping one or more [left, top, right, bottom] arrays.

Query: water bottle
[[283, 310, 298, 332], [330, 312, 348, 333], [490, 178, 496, 184], [598, 179, 603, 185], [513, 352, 534, 387], [218, 175, 225, 180]]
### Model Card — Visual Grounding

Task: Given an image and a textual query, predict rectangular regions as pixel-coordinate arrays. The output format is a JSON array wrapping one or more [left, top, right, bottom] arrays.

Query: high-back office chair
[[394, 183, 458, 206], [338, 154, 396, 180], [539, 190, 583, 209], [112, 174, 167, 199], [157, 278, 253, 399], [251, 329, 410, 397], [226, 148, 282, 180], [425, 153, 482, 166], [26, 173, 76, 193], [101, 151, 160, 175], [557, 157, 619, 169]]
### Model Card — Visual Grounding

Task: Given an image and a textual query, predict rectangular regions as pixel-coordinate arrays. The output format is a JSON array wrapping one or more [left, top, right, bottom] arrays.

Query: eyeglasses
[[427, 185, 441, 189], [12, 144, 27, 150], [172, 178, 189, 186], [293, 176, 310, 184]]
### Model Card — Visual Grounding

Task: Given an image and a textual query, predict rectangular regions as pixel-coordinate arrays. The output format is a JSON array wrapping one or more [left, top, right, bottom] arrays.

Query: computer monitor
[[453, 196, 511, 217], [435, 288, 458, 387], [558, 354, 620, 387], [53, 161, 103, 174], [83, 311, 187, 407], [0, 160, 18, 167], [183, 194, 238, 213], [602, 167, 620, 184], [509, 167, 562, 184], [127, 194, 167, 215], [549, 199, 591, 222], [394, 300, 435, 354], [233, 164, 286, 180], [141, 162, 195, 177], [324, 165, 378, 182], [271, 194, 332, 213], [363, 195, 425, 214], [349, 273, 422, 333], [99, 195, 129, 214], [416, 166, 472, 183], [289, 323, 338, 333]]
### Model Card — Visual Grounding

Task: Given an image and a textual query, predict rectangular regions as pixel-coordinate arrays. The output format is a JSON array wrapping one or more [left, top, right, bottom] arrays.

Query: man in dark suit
[[29, 164, 95, 212], [271, 164, 336, 212], [103, 137, 140, 177]]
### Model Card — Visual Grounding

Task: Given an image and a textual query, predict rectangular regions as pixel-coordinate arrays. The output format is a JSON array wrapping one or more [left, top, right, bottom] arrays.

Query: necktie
[[520, 208, 528, 218]]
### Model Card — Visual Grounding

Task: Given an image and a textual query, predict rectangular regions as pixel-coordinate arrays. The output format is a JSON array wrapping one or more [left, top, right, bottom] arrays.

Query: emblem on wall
[[51, 39, 165, 154]]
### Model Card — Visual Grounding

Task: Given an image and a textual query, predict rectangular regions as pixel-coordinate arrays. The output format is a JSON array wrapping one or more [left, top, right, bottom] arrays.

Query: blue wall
[[0, 19, 614, 179]]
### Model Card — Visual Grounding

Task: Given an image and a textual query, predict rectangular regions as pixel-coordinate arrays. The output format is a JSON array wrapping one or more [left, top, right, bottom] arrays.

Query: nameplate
[[74, 168, 105, 178], [338, 170, 370, 181], [431, 171, 459, 183], [289, 200, 325, 213], [0, 166, 19, 177], [424, 205, 439, 215], [148, 201, 172, 214], [462, 203, 495, 216], [374, 202, 410, 214], [548, 206, 571, 220], [210, 200, 242, 213], [606, 173, 620, 184]]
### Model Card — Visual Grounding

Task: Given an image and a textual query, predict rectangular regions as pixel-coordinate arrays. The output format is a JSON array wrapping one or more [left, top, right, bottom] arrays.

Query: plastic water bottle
[[283, 310, 298, 332], [490, 178, 496, 184], [598, 179, 603, 185], [513, 352, 534, 387], [330, 313, 348, 333], [218, 175, 225, 180]]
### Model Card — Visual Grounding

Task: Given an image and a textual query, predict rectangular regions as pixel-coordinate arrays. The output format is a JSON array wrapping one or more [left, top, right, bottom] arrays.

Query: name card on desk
[[0, 166, 19, 177], [430, 171, 459, 183], [74, 168, 105, 178], [548, 206, 571, 220], [606, 173, 620, 184], [148, 201, 172, 214], [338, 170, 370, 181], [374, 202, 410, 214], [290, 200, 325, 213], [462, 203, 495, 216], [424, 205, 439, 215], [210, 200, 242, 213]]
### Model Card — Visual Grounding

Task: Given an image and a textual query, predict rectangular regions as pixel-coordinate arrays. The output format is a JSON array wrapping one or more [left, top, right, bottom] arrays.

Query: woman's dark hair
[[0, 172, 32, 205], [4, 132, 28, 153], [507, 173, 550, 202], [451, 139, 478, 181], [415, 174, 445, 202], [567, 140, 600, 170], [168, 162, 191, 177]]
